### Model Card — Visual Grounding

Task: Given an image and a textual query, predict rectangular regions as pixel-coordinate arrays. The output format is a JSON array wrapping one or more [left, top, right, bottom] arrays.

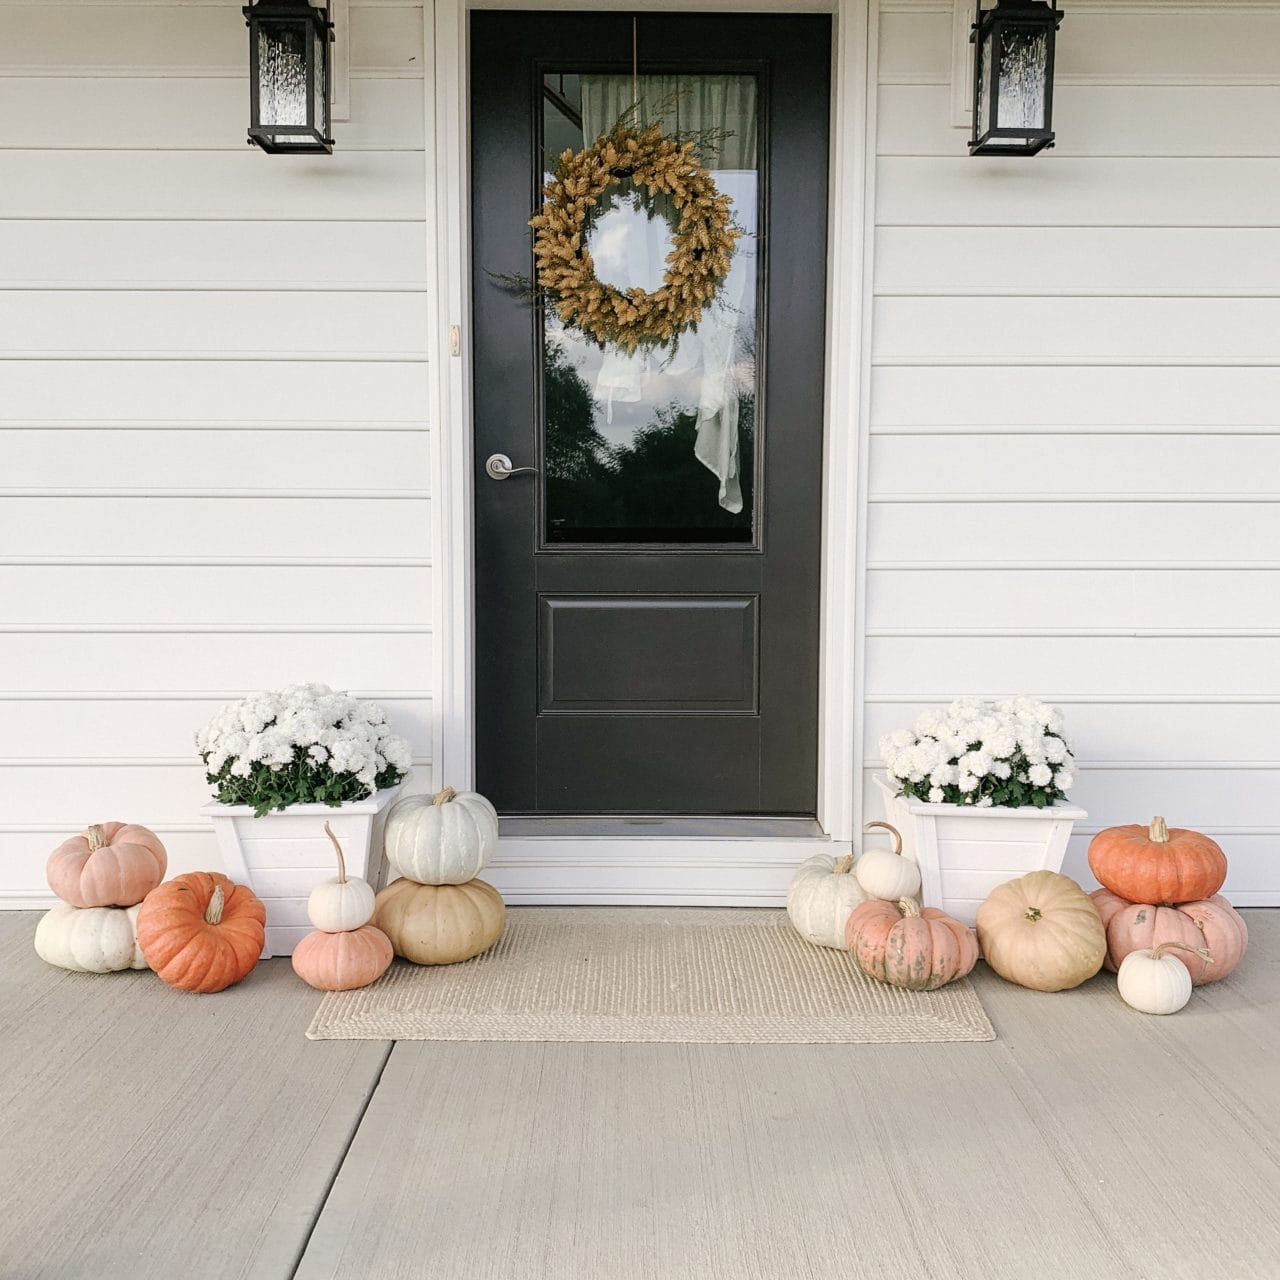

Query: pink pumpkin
[[47, 822, 168, 908], [845, 897, 979, 992], [291, 925, 393, 991], [1091, 888, 1248, 985]]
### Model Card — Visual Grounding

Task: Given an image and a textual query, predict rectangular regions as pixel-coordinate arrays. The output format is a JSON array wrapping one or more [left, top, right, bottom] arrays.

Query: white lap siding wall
[[0, 0, 434, 903], [864, 0, 1280, 904]]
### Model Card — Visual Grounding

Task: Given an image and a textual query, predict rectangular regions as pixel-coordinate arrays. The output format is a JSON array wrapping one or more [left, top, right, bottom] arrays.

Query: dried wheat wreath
[[530, 122, 741, 354]]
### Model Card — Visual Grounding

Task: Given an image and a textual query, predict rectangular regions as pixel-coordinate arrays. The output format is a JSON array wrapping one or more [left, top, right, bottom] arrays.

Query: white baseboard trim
[[0, 892, 58, 910]]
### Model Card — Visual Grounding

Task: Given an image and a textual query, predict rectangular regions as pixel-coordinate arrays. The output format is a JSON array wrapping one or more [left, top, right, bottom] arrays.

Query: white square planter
[[873, 775, 1086, 927], [201, 785, 402, 957]]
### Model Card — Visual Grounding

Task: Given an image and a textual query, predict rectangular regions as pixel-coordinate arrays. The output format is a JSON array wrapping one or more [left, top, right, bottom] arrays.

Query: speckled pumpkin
[[291, 924, 393, 991], [845, 897, 979, 992], [1091, 888, 1247, 985], [373, 877, 505, 966]]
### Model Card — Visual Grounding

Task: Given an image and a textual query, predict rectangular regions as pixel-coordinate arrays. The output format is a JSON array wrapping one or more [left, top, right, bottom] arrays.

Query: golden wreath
[[529, 122, 741, 354]]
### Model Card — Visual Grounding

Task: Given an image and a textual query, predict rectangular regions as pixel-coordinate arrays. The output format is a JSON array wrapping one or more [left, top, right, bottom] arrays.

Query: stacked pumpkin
[[787, 821, 979, 993], [292, 822, 394, 991], [372, 787, 506, 965], [1086, 817, 1248, 1014], [35, 823, 168, 973]]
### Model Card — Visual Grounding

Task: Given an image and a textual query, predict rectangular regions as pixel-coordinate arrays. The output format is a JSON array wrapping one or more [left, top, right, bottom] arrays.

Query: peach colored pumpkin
[[292, 924, 393, 991], [373, 877, 505, 966], [845, 897, 978, 992], [47, 822, 168, 908], [977, 871, 1106, 992], [137, 872, 265, 994], [1091, 888, 1247, 985], [1087, 816, 1226, 906]]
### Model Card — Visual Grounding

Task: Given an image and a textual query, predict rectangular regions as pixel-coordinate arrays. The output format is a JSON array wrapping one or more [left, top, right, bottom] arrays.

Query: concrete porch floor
[[1, 910, 1277, 1280]]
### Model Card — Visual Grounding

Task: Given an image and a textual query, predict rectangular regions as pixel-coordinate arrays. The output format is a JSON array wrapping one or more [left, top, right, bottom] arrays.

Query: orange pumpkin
[[1091, 888, 1247, 985], [845, 897, 979, 992], [292, 925, 393, 991], [47, 822, 168, 908], [137, 872, 265, 993], [1087, 816, 1226, 905]]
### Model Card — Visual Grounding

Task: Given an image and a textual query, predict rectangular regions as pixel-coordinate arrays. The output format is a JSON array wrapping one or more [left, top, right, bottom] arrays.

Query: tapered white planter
[[873, 775, 1086, 927], [201, 785, 401, 957]]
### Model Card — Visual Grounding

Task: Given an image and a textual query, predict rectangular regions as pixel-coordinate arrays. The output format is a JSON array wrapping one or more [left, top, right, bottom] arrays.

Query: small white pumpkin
[[1117, 941, 1211, 1016], [35, 902, 148, 973], [384, 786, 499, 886], [307, 821, 376, 932], [787, 853, 872, 949], [855, 821, 921, 902]]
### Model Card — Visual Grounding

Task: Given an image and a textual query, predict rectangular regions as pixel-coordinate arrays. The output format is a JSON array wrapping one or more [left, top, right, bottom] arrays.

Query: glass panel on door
[[540, 72, 760, 544]]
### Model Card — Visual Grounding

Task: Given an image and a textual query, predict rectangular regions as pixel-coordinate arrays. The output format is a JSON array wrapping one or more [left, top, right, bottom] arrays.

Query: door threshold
[[498, 816, 826, 840]]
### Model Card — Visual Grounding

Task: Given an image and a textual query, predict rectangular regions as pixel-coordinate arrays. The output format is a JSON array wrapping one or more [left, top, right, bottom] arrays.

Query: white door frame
[[423, 0, 877, 890]]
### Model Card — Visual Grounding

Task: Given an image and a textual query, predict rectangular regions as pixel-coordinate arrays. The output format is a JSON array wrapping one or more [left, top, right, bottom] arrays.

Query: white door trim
[[424, 0, 877, 897]]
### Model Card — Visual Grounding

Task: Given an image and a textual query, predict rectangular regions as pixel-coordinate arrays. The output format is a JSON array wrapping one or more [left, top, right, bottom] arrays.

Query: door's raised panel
[[538, 596, 758, 714]]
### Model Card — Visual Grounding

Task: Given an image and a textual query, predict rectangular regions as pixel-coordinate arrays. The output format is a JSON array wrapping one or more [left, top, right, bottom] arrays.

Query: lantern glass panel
[[257, 21, 308, 132], [312, 21, 329, 137], [995, 24, 1049, 132]]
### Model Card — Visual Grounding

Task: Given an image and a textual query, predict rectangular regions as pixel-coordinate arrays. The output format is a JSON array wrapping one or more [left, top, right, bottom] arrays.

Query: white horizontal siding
[[0, 0, 434, 901], [867, 0, 1280, 903]]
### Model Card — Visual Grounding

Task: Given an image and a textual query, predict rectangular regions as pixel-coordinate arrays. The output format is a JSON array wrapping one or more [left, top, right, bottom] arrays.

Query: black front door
[[472, 11, 830, 815]]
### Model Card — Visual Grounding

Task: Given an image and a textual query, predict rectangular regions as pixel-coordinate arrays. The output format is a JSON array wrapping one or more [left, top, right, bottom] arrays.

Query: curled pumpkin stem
[[432, 786, 457, 807], [323, 820, 347, 884], [863, 820, 903, 857], [205, 884, 225, 926], [87, 824, 107, 852], [1151, 940, 1213, 965], [898, 897, 921, 918]]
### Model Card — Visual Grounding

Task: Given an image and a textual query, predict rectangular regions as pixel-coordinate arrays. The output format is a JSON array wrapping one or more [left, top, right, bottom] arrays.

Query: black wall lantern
[[970, 0, 1063, 156], [244, 0, 334, 154]]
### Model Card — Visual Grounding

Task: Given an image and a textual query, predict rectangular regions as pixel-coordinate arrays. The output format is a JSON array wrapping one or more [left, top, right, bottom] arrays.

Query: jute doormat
[[306, 908, 994, 1043]]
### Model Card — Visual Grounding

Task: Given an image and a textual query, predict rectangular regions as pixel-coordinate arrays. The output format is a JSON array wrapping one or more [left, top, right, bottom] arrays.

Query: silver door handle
[[485, 453, 538, 480]]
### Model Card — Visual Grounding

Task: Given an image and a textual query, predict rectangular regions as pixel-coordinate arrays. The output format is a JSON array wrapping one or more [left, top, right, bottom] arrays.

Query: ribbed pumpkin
[[46, 822, 168, 909], [292, 924, 393, 991], [373, 877, 505, 965], [34, 902, 148, 973], [786, 853, 872, 949], [1087, 816, 1226, 905], [137, 872, 265, 993], [845, 897, 978, 992], [977, 871, 1106, 992], [384, 787, 499, 885], [1090, 888, 1247, 985], [854, 821, 921, 903]]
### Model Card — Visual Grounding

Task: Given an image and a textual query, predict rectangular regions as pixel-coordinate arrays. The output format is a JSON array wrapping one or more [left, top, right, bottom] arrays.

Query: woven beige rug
[[306, 907, 994, 1043]]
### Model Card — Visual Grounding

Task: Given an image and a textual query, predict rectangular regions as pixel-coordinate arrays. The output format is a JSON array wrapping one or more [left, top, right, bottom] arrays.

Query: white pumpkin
[[35, 902, 148, 973], [384, 786, 499, 886], [1117, 941, 1210, 1015], [307, 821, 376, 932], [787, 853, 872, 949], [855, 821, 921, 902]]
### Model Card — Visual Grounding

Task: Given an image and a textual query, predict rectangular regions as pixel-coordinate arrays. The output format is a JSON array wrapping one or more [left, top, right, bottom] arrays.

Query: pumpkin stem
[[1025, 907, 1043, 923], [324, 820, 347, 884], [1152, 941, 1213, 964], [898, 897, 921, 918], [833, 854, 855, 876], [205, 884, 225, 925], [86, 824, 107, 852], [863, 820, 903, 857], [1149, 816, 1170, 843], [432, 786, 457, 807]]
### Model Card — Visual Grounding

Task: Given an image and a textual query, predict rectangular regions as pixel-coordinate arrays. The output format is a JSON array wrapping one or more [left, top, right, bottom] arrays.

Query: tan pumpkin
[[292, 924, 393, 991], [373, 877, 505, 965], [34, 902, 148, 973], [46, 822, 168, 908], [306, 821, 376, 932], [786, 853, 872, 949], [1087, 816, 1226, 905], [845, 897, 978, 992], [1090, 888, 1247, 985], [976, 871, 1106, 992]]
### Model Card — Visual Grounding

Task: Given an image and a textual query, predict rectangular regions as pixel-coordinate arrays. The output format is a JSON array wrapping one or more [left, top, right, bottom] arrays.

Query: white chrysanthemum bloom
[[1055, 769, 1074, 790], [991, 759, 1013, 780], [1043, 735, 1067, 764], [957, 771, 979, 793], [960, 750, 993, 778], [914, 710, 946, 738], [928, 786, 944, 803], [950, 698, 982, 722], [930, 763, 958, 788], [1028, 763, 1053, 787], [976, 796, 994, 808]]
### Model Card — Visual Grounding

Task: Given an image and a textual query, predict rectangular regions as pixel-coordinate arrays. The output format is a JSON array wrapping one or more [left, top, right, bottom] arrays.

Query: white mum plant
[[197, 683, 413, 816], [880, 696, 1076, 810]]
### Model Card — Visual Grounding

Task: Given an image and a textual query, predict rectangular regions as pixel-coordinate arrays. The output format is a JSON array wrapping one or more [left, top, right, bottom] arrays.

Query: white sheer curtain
[[579, 74, 757, 514]]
